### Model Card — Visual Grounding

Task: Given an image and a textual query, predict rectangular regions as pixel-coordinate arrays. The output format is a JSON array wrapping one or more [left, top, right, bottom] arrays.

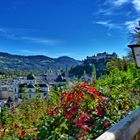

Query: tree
[[131, 21, 140, 44], [91, 64, 96, 83], [106, 58, 128, 71]]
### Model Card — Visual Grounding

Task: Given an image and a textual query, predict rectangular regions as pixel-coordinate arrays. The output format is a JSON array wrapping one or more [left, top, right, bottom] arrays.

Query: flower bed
[[0, 80, 140, 139]]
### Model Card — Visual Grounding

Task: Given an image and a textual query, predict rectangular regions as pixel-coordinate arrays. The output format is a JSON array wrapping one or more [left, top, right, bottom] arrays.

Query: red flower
[[73, 106, 79, 113], [19, 130, 26, 138], [76, 92, 84, 101], [97, 107, 105, 117], [78, 92, 83, 98], [13, 123, 19, 129], [94, 91, 101, 96], [52, 107, 59, 116], [75, 119, 84, 127], [75, 111, 92, 128], [84, 109, 89, 113], [62, 103, 67, 109], [81, 125, 91, 132], [50, 107, 59, 116], [66, 110, 74, 119], [0, 125, 5, 130], [67, 94, 73, 102], [88, 87, 96, 93], [103, 120, 110, 127], [61, 92, 68, 100], [81, 81, 88, 88]]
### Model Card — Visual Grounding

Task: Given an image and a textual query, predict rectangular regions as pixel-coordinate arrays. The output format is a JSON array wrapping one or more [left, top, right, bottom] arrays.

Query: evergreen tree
[[91, 64, 96, 83]]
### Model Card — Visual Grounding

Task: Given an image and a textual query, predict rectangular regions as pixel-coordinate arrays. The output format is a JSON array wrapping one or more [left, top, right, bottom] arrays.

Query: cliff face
[[69, 52, 118, 78]]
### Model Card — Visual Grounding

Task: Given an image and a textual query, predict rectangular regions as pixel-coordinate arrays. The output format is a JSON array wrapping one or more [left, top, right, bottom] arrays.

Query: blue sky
[[0, 0, 140, 60]]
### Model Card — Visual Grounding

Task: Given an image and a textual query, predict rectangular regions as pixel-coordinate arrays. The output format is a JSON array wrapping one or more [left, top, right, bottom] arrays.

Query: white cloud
[[113, 0, 129, 6], [112, 0, 140, 12], [113, 0, 140, 12], [0, 27, 16, 39], [93, 0, 130, 17], [96, 21, 108, 25], [96, 21, 121, 29], [96, 8, 113, 16], [125, 19, 140, 32], [132, 0, 140, 12], [20, 49, 49, 56], [0, 27, 60, 45], [21, 49, 36, 54], [19, 36, 59, 45]]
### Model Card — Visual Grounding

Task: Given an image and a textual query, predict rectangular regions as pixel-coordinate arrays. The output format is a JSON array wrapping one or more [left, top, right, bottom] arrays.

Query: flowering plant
[[1, 78, 140, 139], [38, 81, 112, 139]]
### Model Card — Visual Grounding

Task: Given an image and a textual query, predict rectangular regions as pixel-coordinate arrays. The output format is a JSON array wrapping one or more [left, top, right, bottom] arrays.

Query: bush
[[1, 62, 140, 139]]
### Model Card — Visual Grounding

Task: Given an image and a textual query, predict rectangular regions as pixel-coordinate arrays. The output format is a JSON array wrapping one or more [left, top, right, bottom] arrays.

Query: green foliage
[[1, 60, 140, 139], [0, 53, 79, 73], [106, 58, 128, 71], [97, 62, 140, 91], [69, 64, 92, 78]]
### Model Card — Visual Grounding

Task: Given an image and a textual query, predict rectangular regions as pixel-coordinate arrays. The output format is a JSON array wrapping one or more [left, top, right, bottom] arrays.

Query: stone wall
[[96, 107, 140, 140], [0, 91, 14, 99]]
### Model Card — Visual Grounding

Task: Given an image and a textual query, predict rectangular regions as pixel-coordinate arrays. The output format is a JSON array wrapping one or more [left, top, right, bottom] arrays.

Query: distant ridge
[[0, 52, 80, 72]]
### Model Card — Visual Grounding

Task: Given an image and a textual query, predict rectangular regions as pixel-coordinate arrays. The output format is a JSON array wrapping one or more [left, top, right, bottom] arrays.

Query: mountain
[[0, 52, 80, 73], [55, 56, 81, 68]]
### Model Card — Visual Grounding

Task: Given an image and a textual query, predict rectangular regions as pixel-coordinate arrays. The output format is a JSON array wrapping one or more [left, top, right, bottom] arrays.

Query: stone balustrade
[[96, 107, 140, 140]]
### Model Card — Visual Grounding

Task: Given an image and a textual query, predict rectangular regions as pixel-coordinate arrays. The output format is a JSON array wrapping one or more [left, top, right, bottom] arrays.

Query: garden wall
[[96, 107, 140, 140]]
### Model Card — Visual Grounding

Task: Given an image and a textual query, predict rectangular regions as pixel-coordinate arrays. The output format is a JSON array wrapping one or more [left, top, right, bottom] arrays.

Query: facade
[[0, 73, 50, 111], [0, 80, 19, 100], [19, 74, 49, 99]]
